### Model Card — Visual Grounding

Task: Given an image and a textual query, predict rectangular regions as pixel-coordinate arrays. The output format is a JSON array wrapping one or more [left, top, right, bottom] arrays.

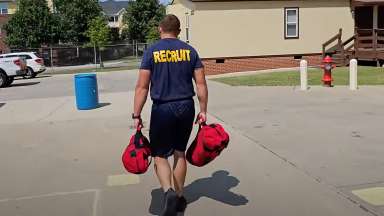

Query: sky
[[99, 0, 172, 5], [160, 0, 172, 4]]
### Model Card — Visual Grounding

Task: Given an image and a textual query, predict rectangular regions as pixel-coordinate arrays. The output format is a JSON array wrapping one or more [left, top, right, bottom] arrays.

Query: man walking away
[[133, 14, 208, 216]]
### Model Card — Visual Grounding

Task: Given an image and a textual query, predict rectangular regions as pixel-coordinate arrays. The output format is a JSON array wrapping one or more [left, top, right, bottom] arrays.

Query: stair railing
[[322, 28, 342, 58], [323, 28, 358, 66]]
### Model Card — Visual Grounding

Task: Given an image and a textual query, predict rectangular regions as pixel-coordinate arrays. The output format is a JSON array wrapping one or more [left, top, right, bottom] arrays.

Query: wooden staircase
[[323, 28, 384, 66], [322, 29, 355, 66]]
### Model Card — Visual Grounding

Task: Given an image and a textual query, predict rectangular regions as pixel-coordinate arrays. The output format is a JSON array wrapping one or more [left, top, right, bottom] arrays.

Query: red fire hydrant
[[321, 56, 335, 87]]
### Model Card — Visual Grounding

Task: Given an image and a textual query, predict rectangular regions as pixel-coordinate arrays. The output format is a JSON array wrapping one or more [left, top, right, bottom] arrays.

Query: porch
[[323, 0, 384, 66]]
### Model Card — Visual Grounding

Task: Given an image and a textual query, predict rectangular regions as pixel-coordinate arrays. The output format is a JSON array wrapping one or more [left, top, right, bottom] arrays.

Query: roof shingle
[[99, 0, 130, 15]]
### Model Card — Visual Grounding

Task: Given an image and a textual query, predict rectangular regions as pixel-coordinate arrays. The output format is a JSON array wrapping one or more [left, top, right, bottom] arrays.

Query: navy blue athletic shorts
[[149, 98, 195, 158]]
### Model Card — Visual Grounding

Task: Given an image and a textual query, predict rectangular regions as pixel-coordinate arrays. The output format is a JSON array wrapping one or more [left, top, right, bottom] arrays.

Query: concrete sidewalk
[[208, 81, 384, 215], [0, 85, 377, 216]]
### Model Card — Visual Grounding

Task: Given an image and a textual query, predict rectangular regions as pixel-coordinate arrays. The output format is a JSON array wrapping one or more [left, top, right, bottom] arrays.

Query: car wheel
[[5, 77, 14, 87], [0, 72, 8, 88], [24, 67, 36, 79]]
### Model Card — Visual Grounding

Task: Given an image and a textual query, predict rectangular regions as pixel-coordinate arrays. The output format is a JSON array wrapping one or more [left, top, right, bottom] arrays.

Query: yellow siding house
[[167, 0, 357, 74]]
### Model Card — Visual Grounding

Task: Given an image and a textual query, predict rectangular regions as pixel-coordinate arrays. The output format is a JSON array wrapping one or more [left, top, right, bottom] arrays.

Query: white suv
[[0, 52, 46, 79], [0, 57, 27, 88]]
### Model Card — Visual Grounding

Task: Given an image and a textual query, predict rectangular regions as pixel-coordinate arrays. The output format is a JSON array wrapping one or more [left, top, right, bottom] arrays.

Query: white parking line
[[93, 190, 101, 216], [107, 174, 140, 187], [0, 189, 98, 203]]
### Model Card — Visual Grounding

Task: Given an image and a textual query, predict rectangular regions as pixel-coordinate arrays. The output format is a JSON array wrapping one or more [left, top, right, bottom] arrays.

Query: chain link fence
[[9, 42, 151, 74]]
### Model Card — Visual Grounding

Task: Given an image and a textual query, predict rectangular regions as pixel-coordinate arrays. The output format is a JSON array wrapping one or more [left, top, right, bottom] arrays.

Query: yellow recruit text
[[153, 49, 191, 63]]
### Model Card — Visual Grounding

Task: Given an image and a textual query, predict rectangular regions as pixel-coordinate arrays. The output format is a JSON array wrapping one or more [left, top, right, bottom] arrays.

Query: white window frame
[[284, 7, 299, 39]]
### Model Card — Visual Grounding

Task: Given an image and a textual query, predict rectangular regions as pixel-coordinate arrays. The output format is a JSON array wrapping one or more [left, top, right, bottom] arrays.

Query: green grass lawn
[[212, 66, 384, 86]]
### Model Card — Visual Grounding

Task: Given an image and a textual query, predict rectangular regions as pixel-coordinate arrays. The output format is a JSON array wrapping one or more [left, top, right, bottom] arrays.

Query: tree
[[4, 0, 56, 48], [109, 28, 120, 42], [146, 23, 160, 44], [146, 5, 166, 43], [53, 0, 102, 44], [123, 0, 165, 42], [86, 16, 110, 67]]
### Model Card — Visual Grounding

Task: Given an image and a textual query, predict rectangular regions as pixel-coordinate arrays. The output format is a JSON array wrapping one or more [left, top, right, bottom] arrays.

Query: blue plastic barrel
[[74, 73, 99, 110]]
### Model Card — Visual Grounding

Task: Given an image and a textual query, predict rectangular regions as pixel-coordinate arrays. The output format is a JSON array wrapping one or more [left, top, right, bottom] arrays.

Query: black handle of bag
[[134, 126, 143, 148]]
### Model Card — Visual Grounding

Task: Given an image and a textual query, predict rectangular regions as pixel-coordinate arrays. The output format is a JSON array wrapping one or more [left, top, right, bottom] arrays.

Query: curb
[[207, 66, 319, 79]]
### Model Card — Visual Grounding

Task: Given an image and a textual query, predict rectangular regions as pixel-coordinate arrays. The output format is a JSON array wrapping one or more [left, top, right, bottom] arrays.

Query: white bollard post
[[349, 59, 358, 90], [300, 60, 308, 91]]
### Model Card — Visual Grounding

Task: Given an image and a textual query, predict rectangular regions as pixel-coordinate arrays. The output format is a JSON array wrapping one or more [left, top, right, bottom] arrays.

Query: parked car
[[0, 52, 46, 79], [0, 57, 28, 88]]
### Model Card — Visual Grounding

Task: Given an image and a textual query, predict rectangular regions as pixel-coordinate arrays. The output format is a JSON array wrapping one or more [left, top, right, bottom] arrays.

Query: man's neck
[[161, 33, 177, 39]]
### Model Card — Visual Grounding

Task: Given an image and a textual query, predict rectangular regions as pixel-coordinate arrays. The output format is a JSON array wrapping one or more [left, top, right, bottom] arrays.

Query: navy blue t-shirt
[[140, 38, 204, 102]]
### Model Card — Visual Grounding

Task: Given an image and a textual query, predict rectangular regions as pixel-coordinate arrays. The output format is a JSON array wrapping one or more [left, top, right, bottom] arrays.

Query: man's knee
[[174, 150, 186, 159], [154, 156, 168, 165]]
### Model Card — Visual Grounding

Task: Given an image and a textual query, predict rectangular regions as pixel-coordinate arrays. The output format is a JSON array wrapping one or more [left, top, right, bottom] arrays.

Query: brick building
[[0, 14, 10, 53], [0, 0, 56, 53], [0, 0, 17, 53]]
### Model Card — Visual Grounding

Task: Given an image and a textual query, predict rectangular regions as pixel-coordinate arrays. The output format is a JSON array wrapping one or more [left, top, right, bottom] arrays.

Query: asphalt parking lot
[[1, 70, 384, 216]]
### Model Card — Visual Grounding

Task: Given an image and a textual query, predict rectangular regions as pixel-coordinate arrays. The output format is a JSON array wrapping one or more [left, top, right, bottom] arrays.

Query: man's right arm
[[194, 67, 208, 123]]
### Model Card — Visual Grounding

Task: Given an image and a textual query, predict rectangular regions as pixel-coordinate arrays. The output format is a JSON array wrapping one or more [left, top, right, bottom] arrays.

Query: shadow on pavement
[[10, 82, 40, 87], [149, 170, 248, 215], [35, 75, 52, 79], [98, 103, 111, 108], [14, 75, 51, 80], [0, 103, 5, 108]]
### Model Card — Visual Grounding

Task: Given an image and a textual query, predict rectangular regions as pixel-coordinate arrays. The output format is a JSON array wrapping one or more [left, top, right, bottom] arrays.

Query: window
[[20, 55, 32, 60], [108, 16, 119, 23], [284, 8, 299, 39], [33, 52, 42, 58], [0, 8, 8, 14], [216, 59, 225, 64], [0, 2, 8, 14]]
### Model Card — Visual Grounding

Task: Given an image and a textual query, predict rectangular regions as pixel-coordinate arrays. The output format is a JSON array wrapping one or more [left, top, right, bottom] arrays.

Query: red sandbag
[[187, 123, 229, 167], [122, 128, 151, 174]]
